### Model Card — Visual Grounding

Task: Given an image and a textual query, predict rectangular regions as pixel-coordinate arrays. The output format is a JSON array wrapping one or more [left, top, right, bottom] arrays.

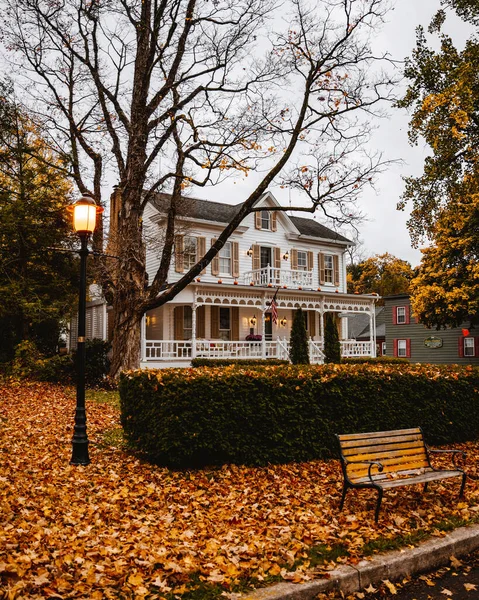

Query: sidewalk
[[243, 524, 479, 599]]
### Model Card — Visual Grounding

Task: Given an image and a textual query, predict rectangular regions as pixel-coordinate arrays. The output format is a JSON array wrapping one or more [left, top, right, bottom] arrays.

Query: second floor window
[[396, 306, 406, 324], [324, 255, 334, 283], [219, 242, 232, 274], [297, 250, 308, 271], [261, 210, 271, 230], [183, 236, 197, 270]]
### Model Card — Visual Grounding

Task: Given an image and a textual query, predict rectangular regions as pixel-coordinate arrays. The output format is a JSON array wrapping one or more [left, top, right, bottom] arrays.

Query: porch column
[[369, 308, 376, 358], [319, 307, 325, 349], [262, 292, 266, 358], [191, 304, 197, 359], [140, 314, 147, 362]]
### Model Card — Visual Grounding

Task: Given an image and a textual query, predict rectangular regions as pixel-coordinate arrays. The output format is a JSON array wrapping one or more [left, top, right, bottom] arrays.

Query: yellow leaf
[[382, 580, 397, 595], [450, 555, 462, 568], [464, 583, 477, 592], [441, 589, 453, 596], [128, 573, 143, 586]]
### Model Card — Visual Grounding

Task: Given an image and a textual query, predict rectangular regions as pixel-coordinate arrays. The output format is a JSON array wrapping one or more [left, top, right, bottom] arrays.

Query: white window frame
[[297, 250, 308, 271], [381, 342, 386, 356], [396, 306, 406, 325], [183, 236, 197, 271], [261, 210, 271, 230], [397, 339, 407, 357], [464, 337, 475, 357], [219, 307, 231, 341], [219, 242, 232, 275], [324, 254, 334, 283]]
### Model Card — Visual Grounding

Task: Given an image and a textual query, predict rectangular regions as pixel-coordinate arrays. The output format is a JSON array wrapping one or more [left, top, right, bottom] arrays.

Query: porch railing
[[144, 339, 373, 362], [241, 266, 313, 289]]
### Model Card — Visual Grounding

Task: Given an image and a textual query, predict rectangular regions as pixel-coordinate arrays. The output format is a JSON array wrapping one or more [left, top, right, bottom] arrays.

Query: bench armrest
[[428, 448, 466, 469], [345, 459, 384, 483]]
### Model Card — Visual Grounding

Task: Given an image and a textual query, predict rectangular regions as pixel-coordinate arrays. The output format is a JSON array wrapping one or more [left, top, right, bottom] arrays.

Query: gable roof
[[151, 192, 352, 243]]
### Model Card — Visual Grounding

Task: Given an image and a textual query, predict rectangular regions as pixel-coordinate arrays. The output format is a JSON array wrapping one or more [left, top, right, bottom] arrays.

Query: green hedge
[[119, 364, 479, 468], [190, 358, 289, 367], [341, 357, 410, 364]]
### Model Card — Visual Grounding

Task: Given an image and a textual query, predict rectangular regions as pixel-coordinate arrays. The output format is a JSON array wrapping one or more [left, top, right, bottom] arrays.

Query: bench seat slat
[[338, 428, 421, 442], [340, 433, 423, 449], [348, 460, 430, 481], [344, 445, 427, 461], [352, 470, 463, 488]]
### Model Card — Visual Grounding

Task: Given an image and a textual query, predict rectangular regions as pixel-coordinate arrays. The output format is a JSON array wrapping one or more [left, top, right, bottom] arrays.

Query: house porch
[[140, 285, 377, 368]]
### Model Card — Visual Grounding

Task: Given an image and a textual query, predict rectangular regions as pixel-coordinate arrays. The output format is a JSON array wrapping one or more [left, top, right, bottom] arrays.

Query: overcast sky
[[203, 1, 472, 267]]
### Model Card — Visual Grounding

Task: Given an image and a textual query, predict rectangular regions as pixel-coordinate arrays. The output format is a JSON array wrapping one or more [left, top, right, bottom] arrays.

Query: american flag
[[270, 297, 278, 324]]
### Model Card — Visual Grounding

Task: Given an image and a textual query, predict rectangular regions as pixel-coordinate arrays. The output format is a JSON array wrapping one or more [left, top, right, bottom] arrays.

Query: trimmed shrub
[[191, 358, 288, 367], [119, 363, 479, 468], [342, 356, 410, 365], [290, 308, 309, 364], [324, 312, 341, 363]]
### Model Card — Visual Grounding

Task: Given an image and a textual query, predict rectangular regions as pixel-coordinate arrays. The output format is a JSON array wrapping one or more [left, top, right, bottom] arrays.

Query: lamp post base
[[70, 439, 90, 466]]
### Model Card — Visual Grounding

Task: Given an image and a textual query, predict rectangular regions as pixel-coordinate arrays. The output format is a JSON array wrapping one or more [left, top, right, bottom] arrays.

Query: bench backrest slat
[[337, 428, 429, 484]]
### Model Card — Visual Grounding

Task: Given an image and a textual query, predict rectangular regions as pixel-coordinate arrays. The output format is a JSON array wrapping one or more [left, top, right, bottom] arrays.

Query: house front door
[[265, 313, 273, 341]]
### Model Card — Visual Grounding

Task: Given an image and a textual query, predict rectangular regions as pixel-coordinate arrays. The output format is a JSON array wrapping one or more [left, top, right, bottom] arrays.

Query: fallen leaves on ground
[[1, 381, 478, 599]]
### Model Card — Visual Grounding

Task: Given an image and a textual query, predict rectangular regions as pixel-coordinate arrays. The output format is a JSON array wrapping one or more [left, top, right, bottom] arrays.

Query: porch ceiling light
[[283, 250, 289, 261], [247, 246, 253, 257], [67, 194, 104, 234], [280, 317, 287, 326]]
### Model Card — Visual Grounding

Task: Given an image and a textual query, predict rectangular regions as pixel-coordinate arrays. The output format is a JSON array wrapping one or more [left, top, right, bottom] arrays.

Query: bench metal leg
[[374, 488, 383, 523], [339, 484, 348, 511], [460, 474, 466, 498], [423, 482, 429, 493]]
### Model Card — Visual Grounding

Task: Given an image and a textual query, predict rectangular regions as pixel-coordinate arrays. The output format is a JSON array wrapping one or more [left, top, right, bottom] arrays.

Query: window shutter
[[406, 339, 411, 358], [232, 242, 240, 277], [255, 212, 261, 230], [271, 212, 277, 231], [211, 238, 219, 275], [393, 339, 398, 357], [274, 247, 281, 269], [175, 235, 184, 273], [405, 305, 410, 324], [252, 244, 260, 270], [333, 255, 340, 286], [458, 336, 464, 357], [197, 237, 206, 274], [196, 305, 205, 338], [211, 306, 219, 338], [174, 306, 184, 340], [475, 337, 479, 357], [291, 249, 298, 270], [392, 307, 398, 325], [309, 311, 316, 338], [319, 253, 325, 285], [231, 307, 239, 340], [307, 251, 313, 271]]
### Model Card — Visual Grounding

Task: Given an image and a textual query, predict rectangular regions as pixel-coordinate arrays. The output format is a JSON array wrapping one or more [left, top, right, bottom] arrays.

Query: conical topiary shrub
[[290, 308, 309, 364], [323, 312, 341, 363]]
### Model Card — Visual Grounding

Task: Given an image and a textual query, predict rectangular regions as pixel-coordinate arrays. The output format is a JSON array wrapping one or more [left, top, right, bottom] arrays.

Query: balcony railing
[[241, 266, 313, 289], [143, 339, 373, 362]]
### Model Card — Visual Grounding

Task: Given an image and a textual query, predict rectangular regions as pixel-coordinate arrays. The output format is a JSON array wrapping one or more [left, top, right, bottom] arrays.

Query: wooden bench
[[336, 427, 466, 522]]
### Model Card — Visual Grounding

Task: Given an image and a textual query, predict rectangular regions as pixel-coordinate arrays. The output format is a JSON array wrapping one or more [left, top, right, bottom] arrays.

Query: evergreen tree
[[289, 308, 309, 365], [323, 312, 341, 364], [0, 84, 77, 361]]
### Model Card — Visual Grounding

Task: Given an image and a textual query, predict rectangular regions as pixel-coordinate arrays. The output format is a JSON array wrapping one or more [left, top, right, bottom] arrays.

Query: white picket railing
[[144, 338, 373, 362], [241, 266, 313, 289]]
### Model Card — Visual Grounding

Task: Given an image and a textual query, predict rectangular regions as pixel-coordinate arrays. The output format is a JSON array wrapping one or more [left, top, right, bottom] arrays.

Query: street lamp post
[[67, 194, 103, 466]]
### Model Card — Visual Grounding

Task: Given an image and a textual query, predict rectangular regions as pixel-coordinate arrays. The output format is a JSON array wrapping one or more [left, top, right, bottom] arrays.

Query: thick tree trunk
[[108, 185, 147, 377]]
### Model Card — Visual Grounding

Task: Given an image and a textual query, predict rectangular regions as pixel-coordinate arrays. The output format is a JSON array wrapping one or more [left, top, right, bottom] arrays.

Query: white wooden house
[[141, 191, 378, 367]]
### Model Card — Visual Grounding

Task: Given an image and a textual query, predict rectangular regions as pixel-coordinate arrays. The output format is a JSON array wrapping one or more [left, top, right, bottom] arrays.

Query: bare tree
[[2, 0, 396, 375]]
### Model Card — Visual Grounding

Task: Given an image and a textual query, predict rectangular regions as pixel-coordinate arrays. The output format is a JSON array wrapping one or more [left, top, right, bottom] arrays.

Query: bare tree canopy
[[1, 0, 396, 374]]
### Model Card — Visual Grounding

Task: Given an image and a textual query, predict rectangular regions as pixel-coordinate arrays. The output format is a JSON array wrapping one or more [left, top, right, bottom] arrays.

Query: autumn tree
[[0, 83, 77, 361], [2, 0, 396, 375], [347, 252, 413, 300], [399, 3, 479, 327]]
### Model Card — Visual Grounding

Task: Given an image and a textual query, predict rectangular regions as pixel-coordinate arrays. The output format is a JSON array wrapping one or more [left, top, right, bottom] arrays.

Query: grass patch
[[86, 388, 120, 407], [99, 427, 127, 449], [307, 543, 350, 567]]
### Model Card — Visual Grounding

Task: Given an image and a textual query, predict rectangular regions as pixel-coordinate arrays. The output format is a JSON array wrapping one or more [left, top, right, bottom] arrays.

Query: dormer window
[[261, 210, 271, 230]]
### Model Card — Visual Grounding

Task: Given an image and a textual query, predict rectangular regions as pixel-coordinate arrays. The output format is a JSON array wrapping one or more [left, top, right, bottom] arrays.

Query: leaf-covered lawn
[[1, 381, 478, 599]]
